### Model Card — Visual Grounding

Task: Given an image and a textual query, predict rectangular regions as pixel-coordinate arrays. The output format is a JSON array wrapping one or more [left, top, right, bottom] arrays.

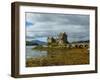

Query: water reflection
[[26, 46, 47, 59]]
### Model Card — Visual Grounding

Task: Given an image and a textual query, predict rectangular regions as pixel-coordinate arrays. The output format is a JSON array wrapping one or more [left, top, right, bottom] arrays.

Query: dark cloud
[[26, 21, 33, 26]]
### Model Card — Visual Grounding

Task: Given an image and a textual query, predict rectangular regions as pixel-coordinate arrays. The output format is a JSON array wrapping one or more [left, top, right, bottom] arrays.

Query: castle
[[47, 32, 89, 48], [47, 32, 68, 46]]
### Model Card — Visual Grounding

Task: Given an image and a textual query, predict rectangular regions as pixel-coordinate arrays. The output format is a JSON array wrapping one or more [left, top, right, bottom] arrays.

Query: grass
[[26, 48, 89, 67]]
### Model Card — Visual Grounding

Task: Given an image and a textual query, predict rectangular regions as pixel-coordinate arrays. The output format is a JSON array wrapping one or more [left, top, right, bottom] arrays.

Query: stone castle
[[47, 32, 89, 48], [47, 32, 68, 46]]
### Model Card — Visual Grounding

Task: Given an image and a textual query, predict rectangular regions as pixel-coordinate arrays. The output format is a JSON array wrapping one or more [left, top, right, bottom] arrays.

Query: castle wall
[[47, 32, 89, 48]]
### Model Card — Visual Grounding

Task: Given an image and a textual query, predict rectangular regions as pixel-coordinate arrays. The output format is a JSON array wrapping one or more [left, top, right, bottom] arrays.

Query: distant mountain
[[71, 40, 89, 43], [26, 40, 47, 46]]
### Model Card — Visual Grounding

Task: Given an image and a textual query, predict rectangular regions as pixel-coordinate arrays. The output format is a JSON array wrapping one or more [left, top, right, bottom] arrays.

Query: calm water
[[26, 46, 47, 59]]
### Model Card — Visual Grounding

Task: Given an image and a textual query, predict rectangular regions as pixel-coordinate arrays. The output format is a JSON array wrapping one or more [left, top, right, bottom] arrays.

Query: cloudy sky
[[25, 12, 90, 42]]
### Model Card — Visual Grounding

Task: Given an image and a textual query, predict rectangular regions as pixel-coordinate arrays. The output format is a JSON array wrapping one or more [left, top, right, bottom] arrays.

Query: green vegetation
[[32, 45, 68, 51]]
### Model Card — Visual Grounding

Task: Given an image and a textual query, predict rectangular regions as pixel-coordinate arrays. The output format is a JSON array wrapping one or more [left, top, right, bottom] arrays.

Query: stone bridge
[[67, 42, 89, 48]]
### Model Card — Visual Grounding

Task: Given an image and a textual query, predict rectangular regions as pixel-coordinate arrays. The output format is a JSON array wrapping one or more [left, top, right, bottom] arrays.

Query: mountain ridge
[[26, 40, 47, 46]]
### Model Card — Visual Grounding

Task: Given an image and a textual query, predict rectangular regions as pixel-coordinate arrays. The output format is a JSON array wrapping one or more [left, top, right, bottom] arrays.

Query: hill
[[26, 40, 47, 46]]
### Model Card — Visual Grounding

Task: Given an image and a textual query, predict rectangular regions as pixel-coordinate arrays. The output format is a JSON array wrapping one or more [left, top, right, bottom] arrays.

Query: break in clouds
[[26, 12, 89, 42]]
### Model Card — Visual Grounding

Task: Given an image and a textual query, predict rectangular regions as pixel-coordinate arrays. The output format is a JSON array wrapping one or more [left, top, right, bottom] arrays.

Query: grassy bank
[[26, 48, 89, 67]]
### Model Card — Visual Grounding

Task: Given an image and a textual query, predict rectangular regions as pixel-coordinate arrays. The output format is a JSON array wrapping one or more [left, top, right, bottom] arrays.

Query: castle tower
[[47, 37, 56, 44], [58, 32, 68, 45]]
